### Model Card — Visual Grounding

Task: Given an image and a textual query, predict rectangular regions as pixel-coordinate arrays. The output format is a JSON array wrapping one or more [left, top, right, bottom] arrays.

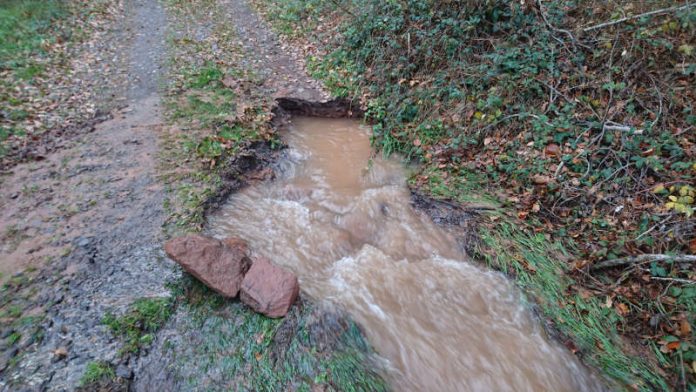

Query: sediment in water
[[209, 115, 608, 391]]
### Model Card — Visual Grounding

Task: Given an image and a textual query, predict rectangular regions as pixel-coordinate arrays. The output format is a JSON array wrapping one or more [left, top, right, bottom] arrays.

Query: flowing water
[[209, 117, 606, 391]]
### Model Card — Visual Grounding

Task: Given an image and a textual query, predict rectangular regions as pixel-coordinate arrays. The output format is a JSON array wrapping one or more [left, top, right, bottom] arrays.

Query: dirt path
[[0, 0, 173, 389], [222, 0, 329, 101]]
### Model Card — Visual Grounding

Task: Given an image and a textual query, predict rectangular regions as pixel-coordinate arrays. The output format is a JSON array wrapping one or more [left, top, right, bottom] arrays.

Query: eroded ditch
[[207, 111, 609, 391]]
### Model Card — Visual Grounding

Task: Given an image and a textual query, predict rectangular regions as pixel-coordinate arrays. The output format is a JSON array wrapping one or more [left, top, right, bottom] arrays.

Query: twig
[[602, 121, 644, 134], [583, 4, 694, 32], [651, 277, 696, 285], [635, 215, 673, 240], [591, 254, 696, 271], [537, 0, 577, 43]]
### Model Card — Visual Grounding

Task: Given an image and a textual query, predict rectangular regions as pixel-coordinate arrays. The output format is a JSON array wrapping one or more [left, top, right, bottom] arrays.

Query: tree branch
[[591, 254, 696, 271], [583, 4, 694, 32]]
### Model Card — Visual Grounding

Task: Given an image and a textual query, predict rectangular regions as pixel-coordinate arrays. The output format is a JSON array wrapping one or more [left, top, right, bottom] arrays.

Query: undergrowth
[[254, 0, 695, 389]]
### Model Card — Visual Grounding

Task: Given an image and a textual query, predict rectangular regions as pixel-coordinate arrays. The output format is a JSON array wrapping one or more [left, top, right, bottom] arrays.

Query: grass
[[419, 166, 669, 390], [160, 0, 276, 234], [102, 297, 174, 355], [168, 277, 388, 391], [79, 361, 116, 386], [0, 0, 66, 72], [0, 0, 66, 155], [1, 0, 123, 163]]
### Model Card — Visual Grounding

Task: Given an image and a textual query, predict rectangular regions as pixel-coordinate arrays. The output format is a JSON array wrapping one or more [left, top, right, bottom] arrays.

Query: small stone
[[53, 347, 68, 360], [240, 257, 299, 318], [116, 364, 133, 379]]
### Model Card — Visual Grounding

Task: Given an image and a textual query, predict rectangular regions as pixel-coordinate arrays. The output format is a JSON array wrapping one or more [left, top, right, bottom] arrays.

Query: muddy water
[[209, 117, 605, 391]]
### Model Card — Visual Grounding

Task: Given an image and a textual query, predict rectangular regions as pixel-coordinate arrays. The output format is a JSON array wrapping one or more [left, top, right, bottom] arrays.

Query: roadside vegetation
[[160, 0, 277, 234], [0, 0, 123, 167], [102, 297, 174, 356], [252, 0, 695, 389]]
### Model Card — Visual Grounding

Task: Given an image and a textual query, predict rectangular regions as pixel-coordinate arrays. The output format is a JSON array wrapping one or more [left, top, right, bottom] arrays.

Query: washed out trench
[[208, 116, 608, 391]]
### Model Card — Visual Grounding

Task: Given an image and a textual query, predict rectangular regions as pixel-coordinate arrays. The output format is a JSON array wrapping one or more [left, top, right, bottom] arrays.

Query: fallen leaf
[[544, 143, 560, 157], [532, 175, 551, 185], [680, 320, 692, 336]]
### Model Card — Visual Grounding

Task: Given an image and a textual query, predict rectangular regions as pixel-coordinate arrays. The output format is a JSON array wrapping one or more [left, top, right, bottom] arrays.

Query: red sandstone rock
[[223, 236, 250, 255], [164, 234, 251, 298], [240, 257, 299, 318]]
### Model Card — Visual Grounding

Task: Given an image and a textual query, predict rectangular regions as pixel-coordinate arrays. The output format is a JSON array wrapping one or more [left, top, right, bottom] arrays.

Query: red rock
[[240, 257, 299, 318], [223, 236, 250, 255], [164, 234, 251, 298]]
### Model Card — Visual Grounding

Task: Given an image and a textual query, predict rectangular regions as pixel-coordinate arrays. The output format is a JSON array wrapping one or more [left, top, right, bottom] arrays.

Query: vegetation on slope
[[253, 0, 695, 389]]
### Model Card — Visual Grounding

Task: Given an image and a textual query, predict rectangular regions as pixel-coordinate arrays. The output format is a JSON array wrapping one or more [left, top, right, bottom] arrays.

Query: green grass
[[0, 0, 66, 72], [169, 277, 388, 391], [79, 361, 116, 386], [7, 331, 21, 345], [102, 297, 174, 355]]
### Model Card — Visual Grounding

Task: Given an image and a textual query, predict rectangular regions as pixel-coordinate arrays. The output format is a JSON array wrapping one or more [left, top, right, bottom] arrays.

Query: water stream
[[209, 117, 606, 391]]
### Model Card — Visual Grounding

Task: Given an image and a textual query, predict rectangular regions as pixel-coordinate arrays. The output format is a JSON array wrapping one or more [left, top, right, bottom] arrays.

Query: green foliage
[[7, 331, 21, 345], [79, 361, 116, 386], [255, 0, 696, 388], [102, 297, 174, 355]]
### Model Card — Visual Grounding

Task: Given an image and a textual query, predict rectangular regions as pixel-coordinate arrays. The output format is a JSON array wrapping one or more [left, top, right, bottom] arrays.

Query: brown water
[[209, 117, 606, 391]]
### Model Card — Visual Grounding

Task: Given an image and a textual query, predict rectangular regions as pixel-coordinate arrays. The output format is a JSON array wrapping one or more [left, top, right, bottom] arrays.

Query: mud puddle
[[209, 117, 606, 391]]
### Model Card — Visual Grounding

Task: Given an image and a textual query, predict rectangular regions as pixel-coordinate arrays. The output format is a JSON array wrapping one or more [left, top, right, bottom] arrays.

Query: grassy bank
[[252, 0, 695, 389]]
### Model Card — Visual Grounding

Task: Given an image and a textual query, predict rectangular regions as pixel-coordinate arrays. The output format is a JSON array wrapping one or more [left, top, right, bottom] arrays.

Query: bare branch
[[591, 254, 696, 271], [583, 4, 694, 32]]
